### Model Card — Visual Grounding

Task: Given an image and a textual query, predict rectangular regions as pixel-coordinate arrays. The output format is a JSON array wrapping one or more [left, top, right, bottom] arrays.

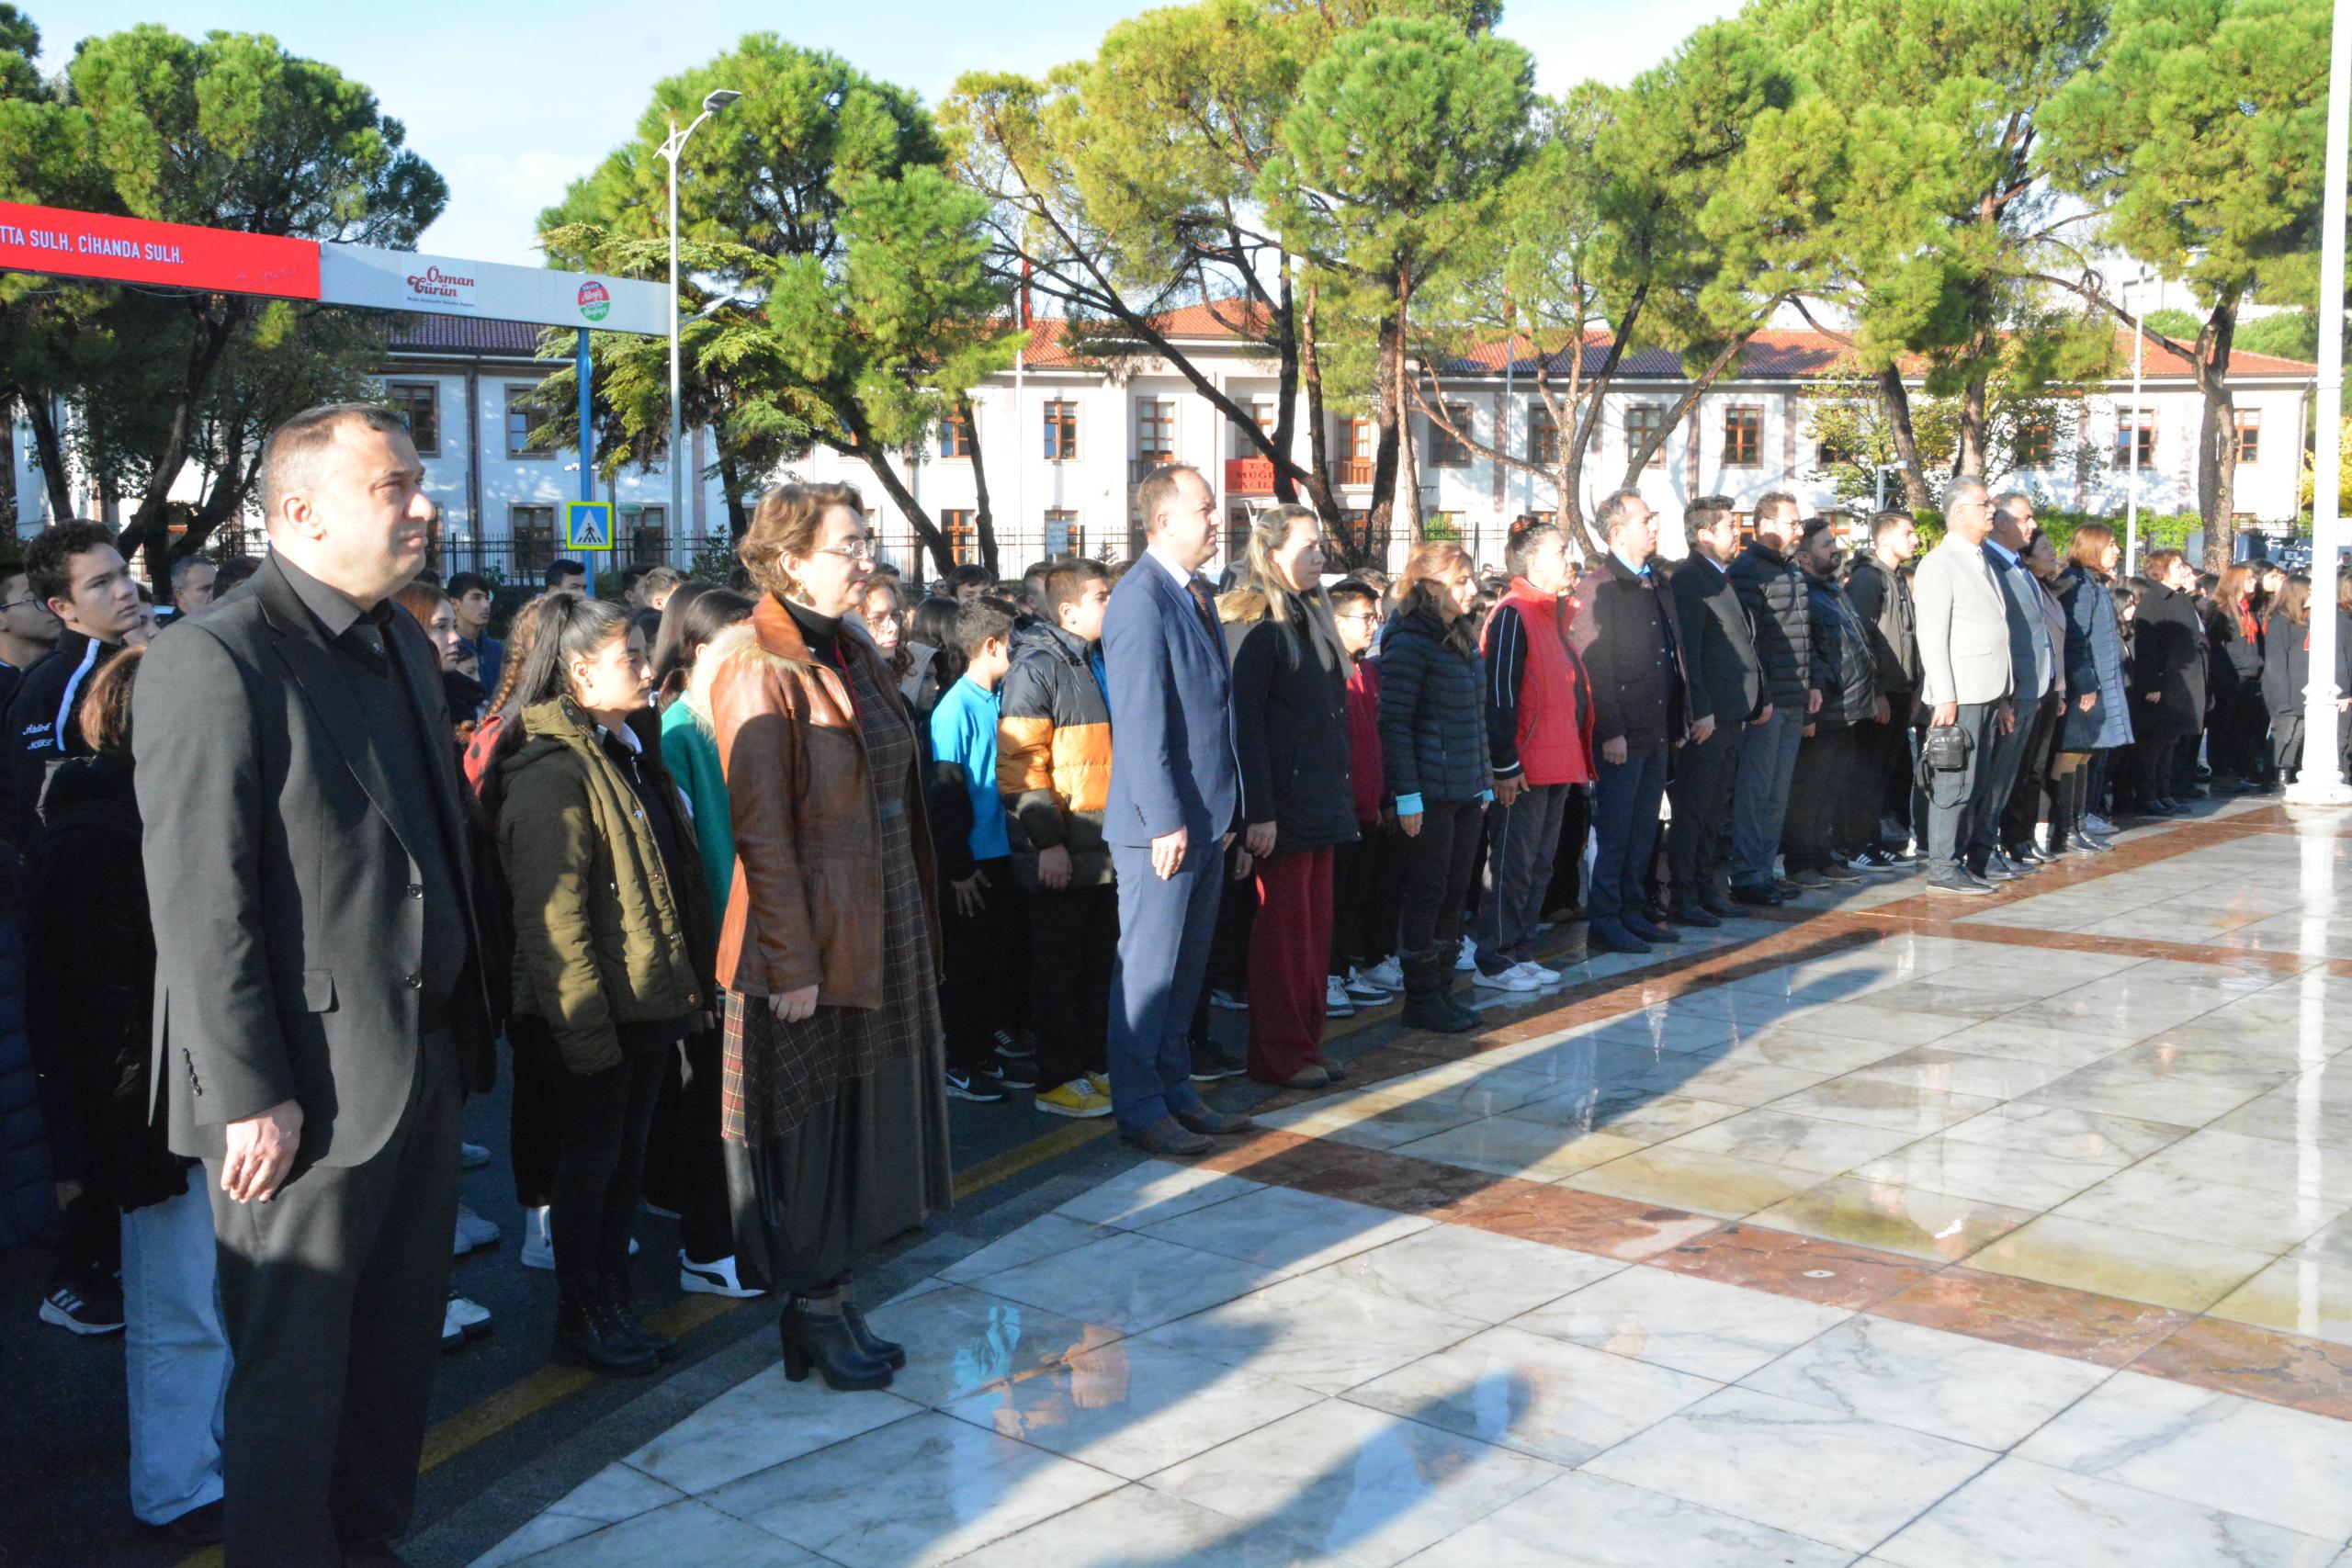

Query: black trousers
[[1329, 827, 1401, 976], [509, 1020, 560, 1212], [209, 1030, 461, 1565], [1667, 721, 1739, 904], [940, 857, 1028, 1074], [673, 1029, 734, 1266], [1999, 694, 2064, 852], [1209, 842, 1255, 996], [1783, 727, 1859, 874], [1397, 799, 1485, 963], [551, 1045, 670, 1298], [1541, 785, 1592, 917], [1028, 883, 1117, 1090], [1854, 706, 1913, 841]]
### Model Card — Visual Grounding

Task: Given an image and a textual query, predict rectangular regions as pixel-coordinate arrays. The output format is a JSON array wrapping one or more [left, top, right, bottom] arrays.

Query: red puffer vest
[[1489, 580, 1595, 786]]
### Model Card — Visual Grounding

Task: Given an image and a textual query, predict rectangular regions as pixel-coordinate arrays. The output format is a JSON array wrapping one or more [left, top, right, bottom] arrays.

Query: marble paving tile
[[1054, 1158, 1264, 1230], [1766, 999, 1979, 1047], [1250, 1087, 1495, 1150], [705, 1410, 1124, 1568], [1401, 1470, 1853, 1568], [1503, 1089, 1749, 1144], [1873, 979, 2032, 1020], [1317, 1219, 1628, 1323], [2024, 1061, 2276, 1127], [975, 1230, 1284, 1334], [1580, 1385, 1996, 1553], [1647, 1223, 1939, 1310], [1738, 1314, 2111, 1450], [1387, 1114, 1653, 1183], [1766, 1077, 2003, 1136], [2006, 988, 2233, 1042], [1143, 1397, 1564, 1568], [2117, 1127, 2352, 1206], [1574, 1007, 1746, 1054], [1622, 1056, 1835, 1109], [1849, 1135, 2127, 1211], [1133, 1269, 1483, 1395], [856, 1283, 1120, 1410], [1562, 1145, 1826, 1220], [2015, 1369, 2352, 1540], [1842, 1044, 2076, 1100], [1747, 1175, 2034, 1263], [2210, 1089, 2352, 1152], [1659, 1107, 1938, 1176], [1361, 1061, 1569, 1115], [1435, 1178, 1724, 1261], [940, 1337, 1322, 1481], [472, 1465, 692, 1568], [946, 1483, 1342, 1568], [1508, 1263, 1851, 1381], [622, 1366, 922, 1494], [1967, 1213, 2276, 1313], [1868, 1267, 2192, 1367], [2053, 1166, 2348, 1254], [1136, 1183, 1434, 1277], [2210, 1255, 2352, 1348], [494, 1500, 822, 1568], [1927, 1019, 2141, 1069], [1705, 1027, 1921, 1076], [1344, 1322, 1720, 1465], [1871, 1456, 2345, 1568], [1938, 1100, 2189, 1165], [939, 1213, 1114, 1283], [2132, 1314, 2352, 1424]]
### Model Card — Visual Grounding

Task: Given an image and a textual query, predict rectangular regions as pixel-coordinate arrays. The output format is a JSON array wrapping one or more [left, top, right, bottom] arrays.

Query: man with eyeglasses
[[4, 521, 141, 852], [0, 555, 63, 716]]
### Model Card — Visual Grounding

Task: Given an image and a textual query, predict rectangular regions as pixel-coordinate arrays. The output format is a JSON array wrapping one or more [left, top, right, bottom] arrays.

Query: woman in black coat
[[1378, 541, 1492, 1035], [2205, 562, 2267, 790], [1222, 505, 1359, 1089]]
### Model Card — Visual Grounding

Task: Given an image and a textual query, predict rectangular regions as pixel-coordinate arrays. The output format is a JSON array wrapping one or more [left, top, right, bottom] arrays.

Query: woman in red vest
[[1472, 519, 1595, 990]]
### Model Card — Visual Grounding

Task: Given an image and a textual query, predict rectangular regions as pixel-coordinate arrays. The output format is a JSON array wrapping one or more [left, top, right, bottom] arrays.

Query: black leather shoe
[[1672, 903, 1723, 929], [2007, 844, 2048, 866], [779, 1301, 893, 1390], [1623, 912, 1680, 943], [149, 1501, 225, 1547], [603, 1277, 679, 1363], [1984, 851, 2023, 880], [1175, 1105, 1254, 1135], [1401, 991, 1478, 1033], [1588, 922, 1653, 954], [1770, 877, 1803, 897], [1729, 884, 1783, 907], [1122, 1116, 1215, 1156], [553, 1291, 659, 1377], [842, 1301, 907, 1371]]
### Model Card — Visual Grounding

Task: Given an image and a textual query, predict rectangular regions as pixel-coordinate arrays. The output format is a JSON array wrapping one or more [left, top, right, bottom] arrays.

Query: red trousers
[[1247, 846, 1334, 1084]]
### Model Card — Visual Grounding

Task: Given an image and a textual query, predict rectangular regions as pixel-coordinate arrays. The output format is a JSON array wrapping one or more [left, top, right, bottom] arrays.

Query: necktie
[[1186, 576, 1219, 641]]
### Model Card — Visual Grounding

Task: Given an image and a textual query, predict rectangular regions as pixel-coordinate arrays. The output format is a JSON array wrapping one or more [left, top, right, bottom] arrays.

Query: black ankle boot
[[841, 1301, 906, 1371], [1400, 956, 1476, 1034], [553, 1289, 658, 1377], [779, 1299, 893, 1391], [604, 1274, 679, 1363]]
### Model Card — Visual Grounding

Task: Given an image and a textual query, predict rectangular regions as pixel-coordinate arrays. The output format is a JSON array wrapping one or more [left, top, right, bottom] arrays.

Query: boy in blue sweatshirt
[[925, 601, 1034, 1100]]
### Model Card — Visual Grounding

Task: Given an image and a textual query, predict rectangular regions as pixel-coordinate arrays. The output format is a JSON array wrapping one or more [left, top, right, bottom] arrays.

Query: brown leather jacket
[[706, 595, 939, 1005]]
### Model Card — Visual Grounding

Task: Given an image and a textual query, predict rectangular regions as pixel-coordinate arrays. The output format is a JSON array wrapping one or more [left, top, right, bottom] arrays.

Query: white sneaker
[[453, 1202, 501, 1257], [441, 1294, 492, 1350], [680, 1251, 765, 1298], [520, 1205, 554, 1270], [1512, 960, 1563, 986], [1473, 964, 1542, 992], [1454, 937, 1477, 972], [1325, 976, 1356, 1017], [1362, 957, 1404, 991]]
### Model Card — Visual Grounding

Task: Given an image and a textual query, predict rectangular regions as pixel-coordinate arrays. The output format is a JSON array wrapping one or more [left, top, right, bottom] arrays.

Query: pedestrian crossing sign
[[564, 500, 614, 552]]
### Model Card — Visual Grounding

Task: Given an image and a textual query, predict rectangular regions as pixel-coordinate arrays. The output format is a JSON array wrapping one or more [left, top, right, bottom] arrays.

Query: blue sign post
[[575, 327, 594, 504]]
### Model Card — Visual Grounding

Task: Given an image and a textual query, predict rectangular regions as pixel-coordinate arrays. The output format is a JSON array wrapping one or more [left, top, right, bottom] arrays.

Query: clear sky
[[33, 1, 1743, 267]]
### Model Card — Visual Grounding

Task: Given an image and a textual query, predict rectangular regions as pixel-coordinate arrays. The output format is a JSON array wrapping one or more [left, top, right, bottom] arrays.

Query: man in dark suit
[[1101, 464, 1254, 1156], [133, 402, 496, 1566], [1666, 496, 1764, 922]]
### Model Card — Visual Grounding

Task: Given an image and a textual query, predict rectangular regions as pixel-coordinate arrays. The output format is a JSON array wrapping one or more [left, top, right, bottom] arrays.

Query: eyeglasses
[[1333, 611, 1379, 625], [813, 538, 877, 562]]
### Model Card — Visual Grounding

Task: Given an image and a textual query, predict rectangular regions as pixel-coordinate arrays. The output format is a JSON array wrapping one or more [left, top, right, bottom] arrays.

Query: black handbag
[[1921, 722, 1972, 773]]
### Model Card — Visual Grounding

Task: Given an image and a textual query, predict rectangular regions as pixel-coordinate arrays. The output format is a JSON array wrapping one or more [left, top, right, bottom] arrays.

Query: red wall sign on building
[[0, 201, 320, 300], [1226, 457, 1276, 496]]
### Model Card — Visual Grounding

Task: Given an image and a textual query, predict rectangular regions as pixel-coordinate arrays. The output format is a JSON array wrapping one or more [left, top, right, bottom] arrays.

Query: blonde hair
[[1222, 504, 1325, 627]]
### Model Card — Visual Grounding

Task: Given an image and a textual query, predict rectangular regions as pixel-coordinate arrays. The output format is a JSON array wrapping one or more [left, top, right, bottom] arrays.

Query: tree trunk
[[1297, 283, 1346, 553], [1271, 259, 1301, 509], [841, 432, 956, 578], [1956, 368, 1989, 480], [1364, 297, 1403, 566], [25, 395, 74, 524], [1393, 271, 1421, 544], [1874, 367, 1932, 512], [123, 299, 243, 586], [2196, 297, 2240, 573], [962, 393, 1001, 577], [717, 445, 750, 540]]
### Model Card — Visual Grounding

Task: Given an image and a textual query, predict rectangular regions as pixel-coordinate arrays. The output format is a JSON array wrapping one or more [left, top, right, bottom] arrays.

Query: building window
[[940, 508, 978, 565], [620, 503, 667, 564], [1250, 396, 1277, 439], [2234, 409, 2262, 465], [1043, 400, 1080, 462], [2016, 421, 2054, 469], [2113, 408, 2155, 468], [511, 504, 556, 575], [1045, 508, 1082, 558], [939, 411, 973, 459], [1721, 406, 1761, 468], [1340, 418, 1374, 486], [1136, 396, 1176, 475], [1429, 403, 1474, 468], [505, 386, 556, 458], [384, 382, 440, 457], [1626, 405, 1668, 469], [1527, 409, 1559, 468]]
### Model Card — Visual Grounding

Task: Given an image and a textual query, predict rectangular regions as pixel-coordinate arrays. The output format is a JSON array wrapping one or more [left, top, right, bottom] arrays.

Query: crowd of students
[[4, 405, 2349, 1552]]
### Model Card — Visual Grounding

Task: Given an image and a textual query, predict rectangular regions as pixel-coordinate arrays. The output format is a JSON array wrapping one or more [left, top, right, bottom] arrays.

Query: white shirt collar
[[1147, 540, 1201, 590], [596, 719, 643, 753], [1984, 538, 2020, 567]]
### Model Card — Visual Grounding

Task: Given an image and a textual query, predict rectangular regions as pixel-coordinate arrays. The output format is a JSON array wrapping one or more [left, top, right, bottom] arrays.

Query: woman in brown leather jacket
[[704, 481, 951, 1392]]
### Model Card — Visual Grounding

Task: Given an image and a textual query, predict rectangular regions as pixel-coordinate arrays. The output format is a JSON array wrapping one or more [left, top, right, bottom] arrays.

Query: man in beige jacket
[[1912, 479, 2016, 893]]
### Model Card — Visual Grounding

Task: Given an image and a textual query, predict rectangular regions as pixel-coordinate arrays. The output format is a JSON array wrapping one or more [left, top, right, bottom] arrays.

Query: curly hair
[[739, 481, 865, 601]]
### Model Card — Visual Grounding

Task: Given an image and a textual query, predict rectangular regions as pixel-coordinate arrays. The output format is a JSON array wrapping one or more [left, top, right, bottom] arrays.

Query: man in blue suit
[[1102, 464, 1257, 1156]]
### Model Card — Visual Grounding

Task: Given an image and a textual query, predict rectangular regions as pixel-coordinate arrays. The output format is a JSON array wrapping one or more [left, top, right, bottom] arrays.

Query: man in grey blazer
[[134, 402, 496, 1564], [1912, 479, 2016, 894]]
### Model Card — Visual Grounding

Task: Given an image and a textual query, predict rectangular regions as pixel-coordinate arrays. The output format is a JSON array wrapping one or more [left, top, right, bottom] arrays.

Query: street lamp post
[[659, 88, 740, 540], [2120, 269, 2153, 577]]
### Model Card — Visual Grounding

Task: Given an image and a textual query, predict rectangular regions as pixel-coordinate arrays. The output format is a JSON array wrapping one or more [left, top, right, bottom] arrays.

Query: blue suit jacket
[[1102, 553, 1241, 847]]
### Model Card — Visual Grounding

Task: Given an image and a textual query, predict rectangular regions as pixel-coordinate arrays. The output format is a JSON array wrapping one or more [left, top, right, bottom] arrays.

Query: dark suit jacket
[[1668, 552, 1764, 729], [132, 554, 495, 1171], [1568, 555, 1693, 751], [1102, 552, 1240, 846]]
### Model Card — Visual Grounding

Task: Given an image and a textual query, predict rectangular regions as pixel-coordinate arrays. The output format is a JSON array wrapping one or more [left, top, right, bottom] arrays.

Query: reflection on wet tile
[[1503, 1089, 1747, 1143], [1739, 1314, 2110, 1449], [623, 1366, 922, 1494], [941, 1338, 1320, 1480], [1055, 1158, 1264, 1230], [1768, 1077, 2002, 1135], [1850, 1135, 2123, 1211], [1747, 1175, 2032, 1263], [1406, 1470, 1854, 1568], [1845, 1044, 2075, 1100], [1319, 1219, 1627, 1323], [1390, 1115, 1652, 1183], [2027, 1061, 2282, 1127], [1135, 1269, 1484, 1395], [948, 1483, 1339, 1568], [1928, 1020, 2138, 1069], [1144, 1398, 1562, 1568], [2053, 1167, 2347, 1254], [2210, 1255, 2352, 1348], [1969, 1214, 2274, 1313], [1939, 1100, 2190, 1164], [1562, 1145, 1823, 1220], [1658, 1106, 1922, 1175], [860, 1284, 1116, 1410], [1581, 1386, 1996, 1553], [1136, 1184, 1433, 1277], [1772, 1000, 1979, 1047], [1623, 1056, 1833, 1108], [1509, 1264, 1850, 1382], [976, 1231, 1283, 1334], [1649, 1223, 1937, 1309]]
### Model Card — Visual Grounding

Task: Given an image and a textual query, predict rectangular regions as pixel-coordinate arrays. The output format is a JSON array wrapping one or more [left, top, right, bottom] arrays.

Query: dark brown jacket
[[707, 596, 940, 1005]]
